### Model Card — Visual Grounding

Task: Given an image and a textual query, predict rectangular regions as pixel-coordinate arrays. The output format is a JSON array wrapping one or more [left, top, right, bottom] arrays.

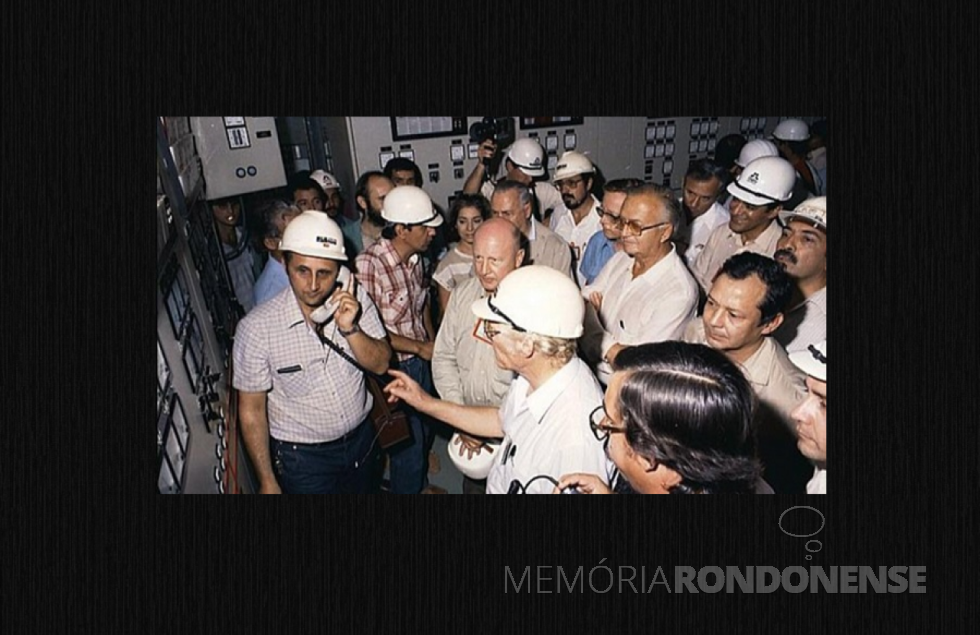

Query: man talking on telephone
[[233, 211, 392, 494]]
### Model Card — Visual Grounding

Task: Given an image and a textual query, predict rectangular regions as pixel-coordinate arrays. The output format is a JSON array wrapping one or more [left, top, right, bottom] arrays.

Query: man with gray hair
[[386, 265, 612, 494], [251, 199, 301, 308], [580, 183, 699, 385], [490, 180, 573, 278]]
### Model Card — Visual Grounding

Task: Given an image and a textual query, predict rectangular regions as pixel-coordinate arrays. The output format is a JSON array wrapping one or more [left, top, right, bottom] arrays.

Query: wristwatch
[[337, 323, 361, 337]]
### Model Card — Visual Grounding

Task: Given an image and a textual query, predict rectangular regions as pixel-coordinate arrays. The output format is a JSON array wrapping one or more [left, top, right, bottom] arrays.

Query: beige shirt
[[431, 277, 515, 407], [691, 220, 783, 292], [582, 247, 698, 385], [526, 218, 574, 278], [685, 320, 806, 427]]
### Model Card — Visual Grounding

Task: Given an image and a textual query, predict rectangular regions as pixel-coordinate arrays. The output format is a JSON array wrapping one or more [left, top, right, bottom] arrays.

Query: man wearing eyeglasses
[[490, 180, 573, 278], [385, 265, 612, 494], [580, 184, 699, 385], [548, 151, 601, 286], [355, 185, 444, 494], [579, 178, 643, 286]]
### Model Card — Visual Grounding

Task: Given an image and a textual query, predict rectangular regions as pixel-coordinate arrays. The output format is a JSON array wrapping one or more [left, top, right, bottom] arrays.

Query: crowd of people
[[220, 118, 828, 495]]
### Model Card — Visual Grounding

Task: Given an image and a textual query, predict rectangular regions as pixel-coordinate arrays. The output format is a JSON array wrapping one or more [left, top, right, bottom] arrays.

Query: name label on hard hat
[[316, 235, 338, 246]]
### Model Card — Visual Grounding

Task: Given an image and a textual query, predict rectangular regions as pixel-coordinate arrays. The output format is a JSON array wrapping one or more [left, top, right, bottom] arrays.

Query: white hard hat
[[506, 138, 546, 177], [552, 151, 594, 182], [780, 196, 827, 229], [772, 119, 810, 142], [471, 265, 584, 339], [278, 211, 348, 261], [380, 185, 444, 227], [735, 139, 780, 168], [310, 169, 341, 192], [727, 156, 796, 206], [447, 433, 500, 480], [789, 340, 827, 381]]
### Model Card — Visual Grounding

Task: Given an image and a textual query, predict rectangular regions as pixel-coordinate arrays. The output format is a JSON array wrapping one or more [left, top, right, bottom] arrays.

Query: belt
[[274, 420, 366, 448]]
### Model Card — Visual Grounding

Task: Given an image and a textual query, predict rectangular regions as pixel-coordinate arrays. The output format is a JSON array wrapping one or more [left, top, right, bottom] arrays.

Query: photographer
[[463, 133, 563, 224]]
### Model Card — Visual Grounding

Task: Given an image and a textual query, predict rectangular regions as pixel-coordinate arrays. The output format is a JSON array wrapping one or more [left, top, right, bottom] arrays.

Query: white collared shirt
[[486, 358, 611, 494], [680, 201, 731, 265], [581, 247, 699, 385], [549, 194, 602, 285], [807, 467, 827, 494], [775, 286, 827, 354]]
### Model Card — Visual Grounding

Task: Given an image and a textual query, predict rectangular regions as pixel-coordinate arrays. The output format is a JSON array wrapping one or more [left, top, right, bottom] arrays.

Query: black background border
[[3, 1, 978, 633]]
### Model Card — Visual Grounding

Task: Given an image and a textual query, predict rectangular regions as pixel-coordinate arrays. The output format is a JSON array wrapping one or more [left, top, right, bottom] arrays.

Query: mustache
[[774, 248, 797, 264]]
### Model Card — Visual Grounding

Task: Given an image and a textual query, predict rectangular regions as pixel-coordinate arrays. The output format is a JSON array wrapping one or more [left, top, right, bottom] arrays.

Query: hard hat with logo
[[278, 211, 348, 261], [552, 151, 595, 182], [727, 156, 796, 206], [505, 138, 546, 177], [735, 139, 780, 168], [447, 433, 501, 479], [789, 340, 827, 382], [380, 185, 444, 227], [471, 265, 584, 339], [310, 169, 341, 192], [780, 196, 827, 229], [772, 119, 810, 142]]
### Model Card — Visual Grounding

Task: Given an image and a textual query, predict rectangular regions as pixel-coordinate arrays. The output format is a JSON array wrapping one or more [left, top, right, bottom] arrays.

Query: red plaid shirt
[[355, 238, 430, 361]]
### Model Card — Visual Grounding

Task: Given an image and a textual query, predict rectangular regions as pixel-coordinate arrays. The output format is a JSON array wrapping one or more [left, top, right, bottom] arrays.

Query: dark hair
[[492, 179, 533, 209], [713, 134, 747, 172], [624, 182, 682, 228], [603, 178, 644, 195], [446, 194, 491, 243], [613, 341, 761, 494], [384, 157, 424, 186], [809, 119, 827, 141], [685, 158, 729, 185], [288, 175, 326, 200], [354, 171, 388, 211], [714, 252, 793, 325]]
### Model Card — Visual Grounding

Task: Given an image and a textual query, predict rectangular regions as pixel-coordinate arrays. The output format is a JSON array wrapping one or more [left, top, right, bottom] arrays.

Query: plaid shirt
[[355, 238, 430, 362], [232, 284, 387, 443]]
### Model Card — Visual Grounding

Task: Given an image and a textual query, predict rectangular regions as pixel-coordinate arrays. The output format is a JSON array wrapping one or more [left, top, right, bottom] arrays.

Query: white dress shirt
[[581, 246, 699, 385], [486, 357, 611, 494]]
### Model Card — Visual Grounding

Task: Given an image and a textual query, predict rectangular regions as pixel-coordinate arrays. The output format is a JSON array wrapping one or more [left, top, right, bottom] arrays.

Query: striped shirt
[[231, 284, 387, 443], [355, 238, 430, 362]]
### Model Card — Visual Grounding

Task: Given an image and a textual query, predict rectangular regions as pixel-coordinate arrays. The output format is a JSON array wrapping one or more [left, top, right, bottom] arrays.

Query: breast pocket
[[275, 365, 316, 398]]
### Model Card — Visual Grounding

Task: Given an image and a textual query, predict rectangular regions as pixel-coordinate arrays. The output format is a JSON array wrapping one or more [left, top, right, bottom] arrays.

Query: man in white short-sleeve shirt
[[385, 265, 612, 494]]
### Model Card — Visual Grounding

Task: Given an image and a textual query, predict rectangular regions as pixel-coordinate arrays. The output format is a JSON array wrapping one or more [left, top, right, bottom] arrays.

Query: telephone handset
[[311, 266, 352, 324]]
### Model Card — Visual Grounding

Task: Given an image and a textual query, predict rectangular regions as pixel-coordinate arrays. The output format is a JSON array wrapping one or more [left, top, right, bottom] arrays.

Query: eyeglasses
[[486, 296, 527, 334], [589, 404, 627, 445], [557, 177, 585, 191], [614, 218, 669, 237], [595, 205, 621, 221], [472, 319, 511, 344]]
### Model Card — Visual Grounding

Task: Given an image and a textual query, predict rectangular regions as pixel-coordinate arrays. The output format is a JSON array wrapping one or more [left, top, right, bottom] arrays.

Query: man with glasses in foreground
[[385, 265, 612, 494], [578, 178, 644, 286], [580, 183, 699, 386]]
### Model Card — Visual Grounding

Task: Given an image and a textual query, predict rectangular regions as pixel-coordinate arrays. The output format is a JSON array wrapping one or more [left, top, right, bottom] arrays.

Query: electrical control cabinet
[[190, 117, 287, 200]]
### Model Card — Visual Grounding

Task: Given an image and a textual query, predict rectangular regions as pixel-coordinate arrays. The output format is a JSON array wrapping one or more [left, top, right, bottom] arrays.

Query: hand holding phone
[[310, 267, 352, 324]]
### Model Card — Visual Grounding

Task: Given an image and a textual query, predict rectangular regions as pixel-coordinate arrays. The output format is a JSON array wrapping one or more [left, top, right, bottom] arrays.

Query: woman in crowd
[[555, 341, 763, 494], [432, 194, 491, 316]]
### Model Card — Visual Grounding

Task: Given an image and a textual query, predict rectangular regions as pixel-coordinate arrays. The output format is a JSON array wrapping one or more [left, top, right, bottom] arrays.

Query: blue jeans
[[271, 419, 380, 494], [387, 356, 434, 494]]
